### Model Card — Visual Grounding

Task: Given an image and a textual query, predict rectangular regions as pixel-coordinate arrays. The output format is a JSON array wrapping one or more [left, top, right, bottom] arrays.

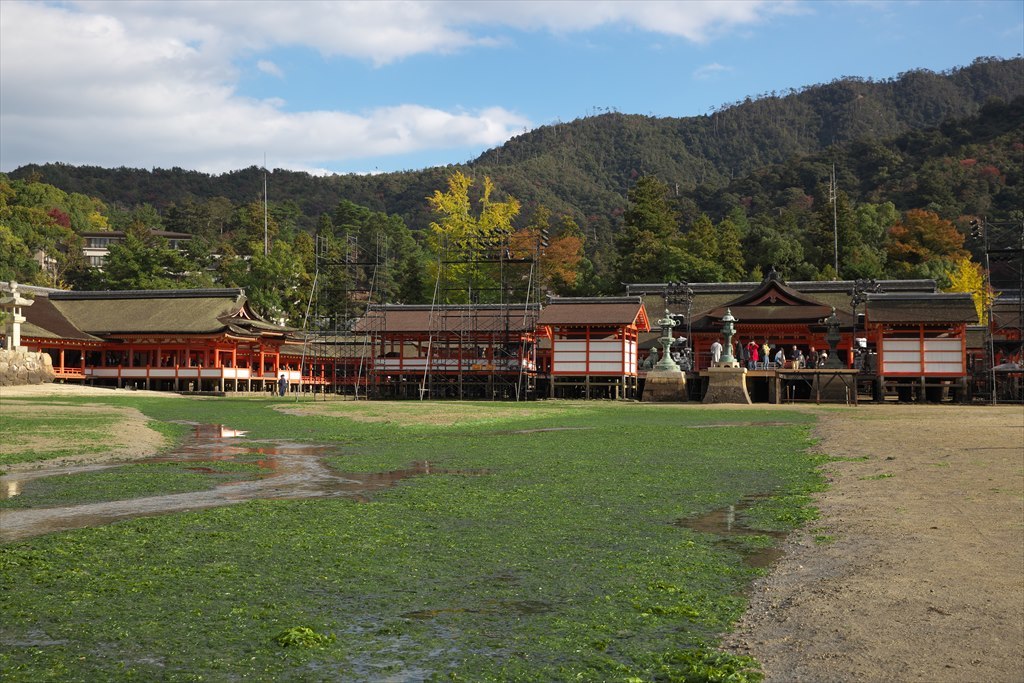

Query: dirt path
[[724, 404, 1024, 683]]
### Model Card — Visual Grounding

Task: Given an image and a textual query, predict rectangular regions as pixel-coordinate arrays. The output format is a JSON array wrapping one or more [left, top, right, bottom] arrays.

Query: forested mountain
[[3, 56, 1021, 323], [12, 57, 1021, 232]]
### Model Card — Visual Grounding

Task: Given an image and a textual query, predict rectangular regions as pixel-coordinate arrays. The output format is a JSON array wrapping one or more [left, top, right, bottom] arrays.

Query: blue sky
[[1, 1, 1021, 176]]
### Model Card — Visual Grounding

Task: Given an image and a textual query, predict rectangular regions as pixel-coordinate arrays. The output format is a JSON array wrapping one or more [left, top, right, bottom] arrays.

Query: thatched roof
[[628, 279, 939, 330], [280, 335, 375, 360], [537, 297, 650, 330], [689, 277, 851, 328], [864, 293, 978, 324], [992, 297, 1022, 330], [352, 304, 541, 334], [45, 289, 287, 337], [629, 279, 937, 320], [19, 296, 102, 342]]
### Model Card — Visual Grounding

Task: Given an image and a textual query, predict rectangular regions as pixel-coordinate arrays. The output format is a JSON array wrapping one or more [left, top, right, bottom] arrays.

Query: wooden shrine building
[[15, 292, 104, 382], [864, 292, 980, 401], [5, 278, 1012, 403], [536, 296, 650, 399], [351, 303, 541, 400], [13, 288, 293, 392], [629, 273, 981, 402]]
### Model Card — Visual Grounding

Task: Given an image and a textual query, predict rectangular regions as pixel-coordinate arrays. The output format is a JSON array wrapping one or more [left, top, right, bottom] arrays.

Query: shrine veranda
[[3, 274, 1021, 404]]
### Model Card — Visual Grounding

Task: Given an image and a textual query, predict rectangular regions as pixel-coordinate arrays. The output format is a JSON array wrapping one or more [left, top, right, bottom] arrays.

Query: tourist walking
[[278, 373, 288, 397], [710, 339, 723, 364]]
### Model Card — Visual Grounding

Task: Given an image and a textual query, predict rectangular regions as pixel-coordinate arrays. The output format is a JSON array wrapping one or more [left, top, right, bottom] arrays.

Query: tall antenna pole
[[831, 163, 839, 279], [263, 153, 269, 257]]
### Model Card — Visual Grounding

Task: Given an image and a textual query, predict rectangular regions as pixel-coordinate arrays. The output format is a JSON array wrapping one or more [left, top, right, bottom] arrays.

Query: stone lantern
[[642, 308, 687, 402], [703, 307, 751, 404], [653, 309, 680, 372], [718, 308, 740, 368], [1, 281, 33, 351], [823, 306, 844, 369]]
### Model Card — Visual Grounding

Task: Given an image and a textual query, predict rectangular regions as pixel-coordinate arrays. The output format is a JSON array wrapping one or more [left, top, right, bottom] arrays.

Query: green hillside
[[3, 57, 1021, 320]]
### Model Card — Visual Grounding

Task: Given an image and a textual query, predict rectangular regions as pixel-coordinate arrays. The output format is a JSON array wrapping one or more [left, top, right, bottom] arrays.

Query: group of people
[[709, 339, 831, 369]]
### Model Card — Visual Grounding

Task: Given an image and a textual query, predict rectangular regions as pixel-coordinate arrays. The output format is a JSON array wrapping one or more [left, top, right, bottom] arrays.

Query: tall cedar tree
[[716, 212, 746, 281], [616, 176, 682, 285]]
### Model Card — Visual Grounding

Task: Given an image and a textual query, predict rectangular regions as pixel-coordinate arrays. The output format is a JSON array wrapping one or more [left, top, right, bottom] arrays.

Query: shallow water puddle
[[675, 497, 788, 569], [505, 427, 593, 434], [404, 599, 551, 620], [0, 424, 486, 542]]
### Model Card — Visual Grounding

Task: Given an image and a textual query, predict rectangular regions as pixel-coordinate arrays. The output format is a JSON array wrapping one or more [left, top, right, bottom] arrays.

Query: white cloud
[[0, 1, 530, 173], [0, 0, 794, 173], [693, 63, 734, 80], [448, 1, 800, 44], [257, 60, 284, 78], [66, 1, 797, 63]]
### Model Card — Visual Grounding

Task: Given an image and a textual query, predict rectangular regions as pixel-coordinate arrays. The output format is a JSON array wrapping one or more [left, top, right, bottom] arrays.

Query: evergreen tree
[[99, 223, 195, 290], [686, 213, 719, 262], [716, 212, 746, 281], [0, 224, 39, 283], [615, 176, 683, 285], [241, 240, 308, 325]]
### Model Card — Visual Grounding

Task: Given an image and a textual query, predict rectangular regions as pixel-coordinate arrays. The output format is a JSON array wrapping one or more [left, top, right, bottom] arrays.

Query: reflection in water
[[193, 424, 247, 439], [404, 599, 551, 620], [4, 480, 20, 499], [675, 497, 788, 569], [0, 425, 488, 541]]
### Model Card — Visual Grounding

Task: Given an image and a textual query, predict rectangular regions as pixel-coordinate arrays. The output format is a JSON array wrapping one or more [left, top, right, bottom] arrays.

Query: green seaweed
[[0, 397, 824, 682]]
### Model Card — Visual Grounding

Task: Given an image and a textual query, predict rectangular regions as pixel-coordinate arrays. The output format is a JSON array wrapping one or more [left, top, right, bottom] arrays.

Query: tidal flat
[[1, 395, 824, 681]]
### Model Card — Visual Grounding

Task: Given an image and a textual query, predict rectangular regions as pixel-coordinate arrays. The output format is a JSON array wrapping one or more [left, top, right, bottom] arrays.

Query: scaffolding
[[970, 217, 1024, 404], [419, 226, 539, 400], [302, 230, 389, 398]]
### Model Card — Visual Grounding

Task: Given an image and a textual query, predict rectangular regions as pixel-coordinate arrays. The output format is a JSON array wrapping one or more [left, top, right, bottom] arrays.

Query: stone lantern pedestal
[[642, 309, 687, 402], [703, 366, 752, 404], [702, 307, 751, 404], [643, 369, 687, 402]]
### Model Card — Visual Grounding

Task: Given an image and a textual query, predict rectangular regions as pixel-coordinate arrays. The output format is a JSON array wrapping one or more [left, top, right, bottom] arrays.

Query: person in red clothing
[[747, 340, 760, 368]]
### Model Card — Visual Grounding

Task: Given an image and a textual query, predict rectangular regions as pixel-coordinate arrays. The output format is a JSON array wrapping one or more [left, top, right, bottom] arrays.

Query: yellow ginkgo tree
[[425, 171, 520, 304], [946, 256, 997, 325]]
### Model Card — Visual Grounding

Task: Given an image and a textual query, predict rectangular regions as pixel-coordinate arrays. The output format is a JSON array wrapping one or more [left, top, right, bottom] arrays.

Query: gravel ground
[[724, 403, 1024, 683]]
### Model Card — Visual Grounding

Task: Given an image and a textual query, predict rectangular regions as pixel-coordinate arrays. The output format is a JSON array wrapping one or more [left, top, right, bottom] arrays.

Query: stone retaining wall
[[0, 349, 56, 387]]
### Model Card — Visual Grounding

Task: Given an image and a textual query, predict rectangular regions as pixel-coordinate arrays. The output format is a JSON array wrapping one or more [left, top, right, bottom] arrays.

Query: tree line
[[2, 57, 1020, 325]]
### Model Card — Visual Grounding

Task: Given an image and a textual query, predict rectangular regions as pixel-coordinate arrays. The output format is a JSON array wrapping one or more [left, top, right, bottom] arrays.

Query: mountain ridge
[[9, 56, 1021, 234]]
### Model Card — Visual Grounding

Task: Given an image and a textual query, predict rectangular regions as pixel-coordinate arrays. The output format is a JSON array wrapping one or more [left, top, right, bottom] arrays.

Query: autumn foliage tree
[[886, 209, 968, 279], [945, 256, 996, 324], [509, 206, 585, 296], [426, 171, 520, 304]]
